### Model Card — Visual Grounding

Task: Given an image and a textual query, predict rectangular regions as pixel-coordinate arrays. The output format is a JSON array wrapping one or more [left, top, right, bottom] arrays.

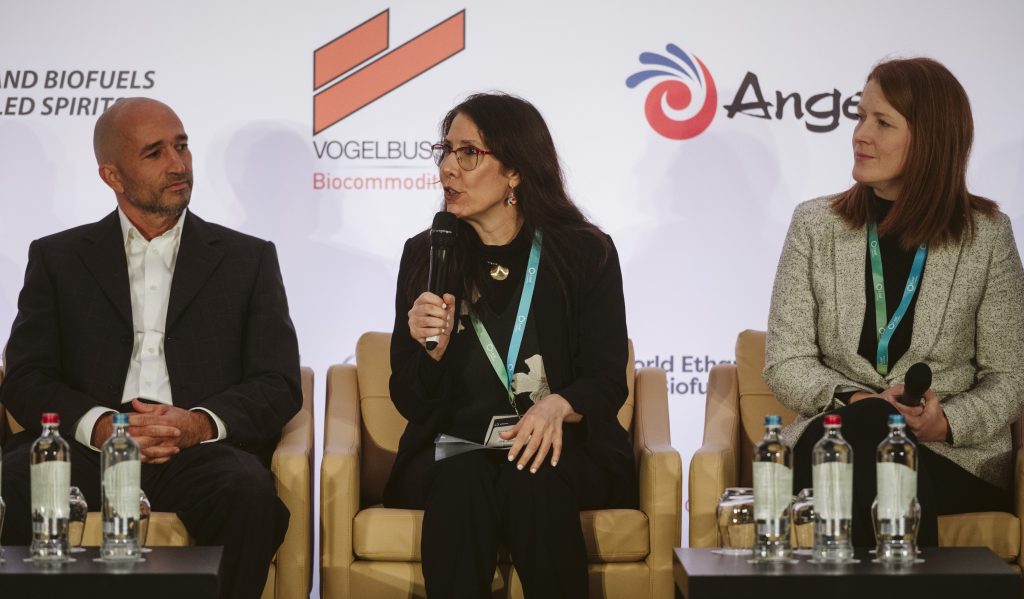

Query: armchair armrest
[[321, 363, 362, 599], [1015, 450, 1024, 569], [633, 367, 682, 599], [271, 366, 314, 598], [688, 363, 740, 548]]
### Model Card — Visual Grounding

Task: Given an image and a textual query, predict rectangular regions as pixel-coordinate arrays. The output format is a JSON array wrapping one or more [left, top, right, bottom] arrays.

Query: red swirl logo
[[626, 45, 717, 140]]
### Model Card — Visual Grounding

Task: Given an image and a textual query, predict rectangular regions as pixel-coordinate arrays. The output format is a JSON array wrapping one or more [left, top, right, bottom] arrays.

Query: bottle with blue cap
[[872, 413, 920, 563], [752, 414, 793, 560], [100, 413, 142, 561]]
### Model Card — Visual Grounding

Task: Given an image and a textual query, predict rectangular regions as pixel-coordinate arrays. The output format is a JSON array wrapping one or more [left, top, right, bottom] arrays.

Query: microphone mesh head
[[906, 362, 932, 392], [430, 211, 458, 247], [431, 211, 457, 232]]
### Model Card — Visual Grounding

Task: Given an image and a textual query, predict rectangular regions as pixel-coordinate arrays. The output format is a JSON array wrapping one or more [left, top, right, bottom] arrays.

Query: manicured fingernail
[[517, 463, 524, 471], [551, 460, 558, 467], [507, 454, 514, 461], [530, 467, 537, 474]]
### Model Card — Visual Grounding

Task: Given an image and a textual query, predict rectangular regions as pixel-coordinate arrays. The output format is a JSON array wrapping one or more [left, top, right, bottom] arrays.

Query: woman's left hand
[[500, 393, 583, 473], [887, 387, 950, 443]]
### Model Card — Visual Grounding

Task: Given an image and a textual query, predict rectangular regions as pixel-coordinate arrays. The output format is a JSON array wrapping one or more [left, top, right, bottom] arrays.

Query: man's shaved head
[[92, 97, 193, 231], [93, 97, 179, 165]]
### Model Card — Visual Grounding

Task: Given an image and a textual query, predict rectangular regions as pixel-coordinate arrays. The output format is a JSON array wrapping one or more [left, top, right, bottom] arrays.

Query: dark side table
[[0, 545, 222, 599], [674, 547, 1020, 599]]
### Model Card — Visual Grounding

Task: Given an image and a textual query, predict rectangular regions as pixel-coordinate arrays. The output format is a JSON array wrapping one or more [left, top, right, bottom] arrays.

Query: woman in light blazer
[[765, 57, 1024, 548]]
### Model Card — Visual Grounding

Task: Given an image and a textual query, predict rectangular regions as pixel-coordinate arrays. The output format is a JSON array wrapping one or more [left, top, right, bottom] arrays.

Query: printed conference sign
[[312, 9, 466, 135]]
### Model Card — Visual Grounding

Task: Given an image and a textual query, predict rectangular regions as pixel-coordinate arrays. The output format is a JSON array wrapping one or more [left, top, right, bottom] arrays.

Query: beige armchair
[[689, 330, 1024, 568], [0, 361, 315, 599], [321, 332, 682, 599]]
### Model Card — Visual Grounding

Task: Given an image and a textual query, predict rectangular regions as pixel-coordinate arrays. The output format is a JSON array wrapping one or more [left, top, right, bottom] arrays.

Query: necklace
[[486, 261, 509, 281]]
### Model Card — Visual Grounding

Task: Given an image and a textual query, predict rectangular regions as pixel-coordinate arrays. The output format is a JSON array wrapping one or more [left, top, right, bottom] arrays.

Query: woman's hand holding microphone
[[408, 291, 456, 361]]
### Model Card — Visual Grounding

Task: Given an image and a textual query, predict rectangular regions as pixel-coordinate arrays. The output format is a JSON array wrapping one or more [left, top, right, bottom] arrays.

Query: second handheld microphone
[[899, 362, 932, 407]]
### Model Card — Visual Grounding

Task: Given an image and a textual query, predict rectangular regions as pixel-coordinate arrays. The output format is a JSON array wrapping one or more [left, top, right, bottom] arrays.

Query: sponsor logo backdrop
[[2, 0, 1022, 587]]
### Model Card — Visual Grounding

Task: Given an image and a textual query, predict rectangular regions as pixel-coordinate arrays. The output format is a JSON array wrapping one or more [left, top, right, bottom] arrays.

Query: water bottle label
[[812, 462, 853, 519], [753, 462, 793, 520], [103, 460, 141, 519], [876, 462, 916, 520], [30, 461, 71, 518]]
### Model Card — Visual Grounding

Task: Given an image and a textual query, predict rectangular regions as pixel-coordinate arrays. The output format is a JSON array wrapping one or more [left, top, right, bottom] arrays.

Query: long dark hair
[[832, 57, 996, 248], [403, 93, 610, 308]]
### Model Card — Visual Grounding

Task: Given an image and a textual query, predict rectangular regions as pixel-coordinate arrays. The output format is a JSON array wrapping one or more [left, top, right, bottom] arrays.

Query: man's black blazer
[[0, 210, 302, 464]]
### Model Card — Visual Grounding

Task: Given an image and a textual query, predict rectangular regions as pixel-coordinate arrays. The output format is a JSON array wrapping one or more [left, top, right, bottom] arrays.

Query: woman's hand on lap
[[501, 393, 582, 473]]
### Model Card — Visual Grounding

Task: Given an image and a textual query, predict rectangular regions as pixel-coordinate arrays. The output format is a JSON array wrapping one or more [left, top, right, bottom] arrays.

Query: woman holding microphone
[[383, 93, 637, 598], [765, 57, 1024, 549]]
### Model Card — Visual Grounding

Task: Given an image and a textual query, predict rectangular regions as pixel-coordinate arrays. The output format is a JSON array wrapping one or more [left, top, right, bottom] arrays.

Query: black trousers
[[793, 398, 1011, 547], [1, 432, 288, 599], [389, 443, 615, 599]]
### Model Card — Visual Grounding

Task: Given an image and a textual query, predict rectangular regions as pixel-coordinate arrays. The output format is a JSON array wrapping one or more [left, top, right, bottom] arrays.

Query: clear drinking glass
[[790, 487, 815, 555], [714, 487, 755, 555], [139, 490, 152, 553], [68, 486, 88, 553]]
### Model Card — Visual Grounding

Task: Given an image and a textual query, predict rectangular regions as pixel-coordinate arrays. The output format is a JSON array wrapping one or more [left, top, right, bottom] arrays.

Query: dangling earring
[[506, 187, 517, 206]]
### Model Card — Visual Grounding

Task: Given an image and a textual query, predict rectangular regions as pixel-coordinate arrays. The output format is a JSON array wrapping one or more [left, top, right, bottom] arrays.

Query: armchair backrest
[[620, 340, 636, 438], [354, 332, 638, 506], [1, 344, 23, 439], [354, 332, 404, 507], [735, 330, 796, 486]]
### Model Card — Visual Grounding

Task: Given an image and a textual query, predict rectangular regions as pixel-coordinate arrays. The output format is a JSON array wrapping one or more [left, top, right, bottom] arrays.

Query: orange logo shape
[[313, 9, 466, 134]]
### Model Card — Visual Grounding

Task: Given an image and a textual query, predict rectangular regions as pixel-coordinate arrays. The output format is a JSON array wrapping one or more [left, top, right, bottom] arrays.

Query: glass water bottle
[[812, 414, 854, 562], [872, 414, 920, 563], [753, 414, 793, 561], [101, 413, 143, 561], [30, 412, 71, 561]]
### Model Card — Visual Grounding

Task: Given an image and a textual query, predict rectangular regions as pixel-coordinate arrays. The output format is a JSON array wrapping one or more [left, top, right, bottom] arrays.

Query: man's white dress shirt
[[73, 208, 227, 449]]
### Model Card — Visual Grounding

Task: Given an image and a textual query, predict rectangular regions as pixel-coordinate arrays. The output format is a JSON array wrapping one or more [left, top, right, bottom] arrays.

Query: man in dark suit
[[0, 97, 301, 599]]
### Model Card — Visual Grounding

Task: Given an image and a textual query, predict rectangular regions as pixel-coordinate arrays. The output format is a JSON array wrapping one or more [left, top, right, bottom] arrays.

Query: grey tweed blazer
[[764, 195, 1024, 488]]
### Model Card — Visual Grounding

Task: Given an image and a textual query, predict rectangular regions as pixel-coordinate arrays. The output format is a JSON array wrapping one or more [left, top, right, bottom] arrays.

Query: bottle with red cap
[[30, 412, 71, 561], [811, 413, 854, 563]]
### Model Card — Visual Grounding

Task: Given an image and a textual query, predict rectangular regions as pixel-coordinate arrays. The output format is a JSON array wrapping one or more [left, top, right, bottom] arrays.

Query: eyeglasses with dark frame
[[430, 143, 494, 171]]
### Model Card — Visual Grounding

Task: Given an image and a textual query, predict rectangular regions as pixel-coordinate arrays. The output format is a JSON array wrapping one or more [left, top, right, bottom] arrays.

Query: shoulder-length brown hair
[[832, 57, 996, 248]]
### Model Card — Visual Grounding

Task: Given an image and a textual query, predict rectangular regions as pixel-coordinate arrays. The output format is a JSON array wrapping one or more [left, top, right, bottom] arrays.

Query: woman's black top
[[383, 223, 638, 509], [856, 194, 922, 369], [443, 226, 548, 443]]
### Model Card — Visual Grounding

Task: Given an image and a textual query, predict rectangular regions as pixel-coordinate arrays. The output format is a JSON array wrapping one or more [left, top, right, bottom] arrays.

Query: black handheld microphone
[[900, 362, 932, 407], [425, 211, 457, 350]]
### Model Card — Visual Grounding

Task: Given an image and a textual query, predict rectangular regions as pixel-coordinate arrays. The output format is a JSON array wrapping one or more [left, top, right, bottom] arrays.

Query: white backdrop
[[2, 1, 1023, 595]]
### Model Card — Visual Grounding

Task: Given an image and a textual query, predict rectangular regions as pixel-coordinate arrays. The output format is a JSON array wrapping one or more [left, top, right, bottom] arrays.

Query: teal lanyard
[[470, 230, 543, 415], [868, 223, 927, 376]]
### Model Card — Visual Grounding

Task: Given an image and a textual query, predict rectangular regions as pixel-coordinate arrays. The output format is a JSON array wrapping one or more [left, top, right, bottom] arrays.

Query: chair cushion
[[939, 512, 1020, 561], [353, 506, 650, 563]]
